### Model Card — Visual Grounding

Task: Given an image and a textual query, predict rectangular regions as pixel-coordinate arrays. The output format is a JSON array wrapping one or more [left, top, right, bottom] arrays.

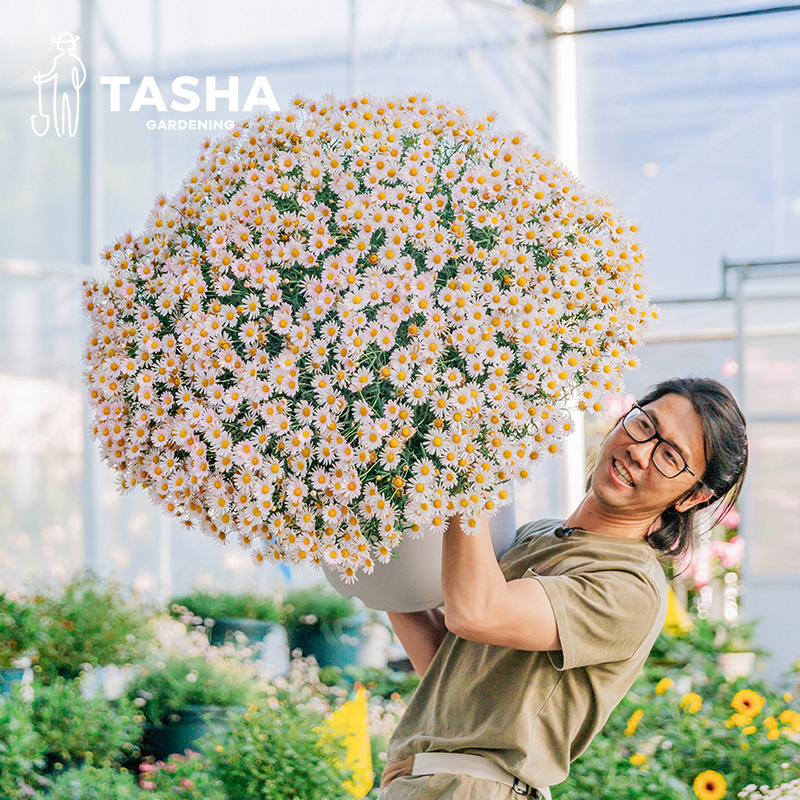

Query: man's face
[[591, 393, 708, 520]]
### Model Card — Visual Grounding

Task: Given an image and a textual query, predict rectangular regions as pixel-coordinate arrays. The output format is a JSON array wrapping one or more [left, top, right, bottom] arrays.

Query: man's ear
[[674, 485, 714, 514]]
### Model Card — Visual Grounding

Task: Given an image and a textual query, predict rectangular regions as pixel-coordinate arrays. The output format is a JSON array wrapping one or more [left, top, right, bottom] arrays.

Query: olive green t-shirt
[[385, 519, 668, 790]]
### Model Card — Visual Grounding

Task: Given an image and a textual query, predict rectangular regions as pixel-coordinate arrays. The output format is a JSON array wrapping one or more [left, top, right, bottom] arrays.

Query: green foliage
[[203, 702, 353, 800], [0, 594, 38, 668], [0, 692, 47, 799], [280, 586, 358, 630], [37, 764, 146, 799], [29, 677, 143, 768], [135, 751, 226, 799], [126, 654, 256, 728], [169, 590, 279, 624], [26, 570, 154, 684], [318, 664, 420, 702], [555, 628, 800, 799]]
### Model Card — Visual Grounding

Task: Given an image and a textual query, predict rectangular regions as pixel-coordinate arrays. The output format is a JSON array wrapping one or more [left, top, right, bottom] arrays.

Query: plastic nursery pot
[[322, 492, 517, 612], [144, 705, 242, 761], [0, 667, 25, 697], [285, 618, 365, 669], [208, 618, 275, 650]]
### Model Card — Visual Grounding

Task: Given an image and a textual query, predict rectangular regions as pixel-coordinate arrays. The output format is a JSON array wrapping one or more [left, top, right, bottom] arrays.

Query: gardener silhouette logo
[[32, 32, 87, 137]]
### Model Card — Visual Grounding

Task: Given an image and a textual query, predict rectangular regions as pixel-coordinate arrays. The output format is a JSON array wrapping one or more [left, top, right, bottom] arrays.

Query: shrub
[[29, 677, 143, 768], [0, 693, 47, 799], [135, 751, 226, 799], [126, 654, 256, 728], [169, 591, 279, 624], [26, 570, 153, 684], [281, 586, 358, 631], [37, 764, 145, 799], [203, 702, 352, 800]]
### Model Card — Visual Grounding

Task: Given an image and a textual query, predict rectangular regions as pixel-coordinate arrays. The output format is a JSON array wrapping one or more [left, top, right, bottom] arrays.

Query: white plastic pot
[[321, 490, 517, 612]]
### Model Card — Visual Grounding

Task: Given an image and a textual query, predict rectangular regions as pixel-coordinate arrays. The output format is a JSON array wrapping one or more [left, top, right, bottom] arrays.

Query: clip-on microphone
[[554, 525, 577, 539]]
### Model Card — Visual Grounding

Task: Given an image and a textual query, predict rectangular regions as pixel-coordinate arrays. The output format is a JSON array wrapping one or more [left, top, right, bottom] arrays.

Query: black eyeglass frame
[[621, 404, 702, 482]]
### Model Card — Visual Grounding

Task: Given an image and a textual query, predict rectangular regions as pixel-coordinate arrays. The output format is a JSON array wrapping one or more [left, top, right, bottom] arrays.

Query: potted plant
[[135, 751, 226, 799], [26, 570, 153, 685], [281, 586, 364, 669], [202, 700, 352, 800], [169, 590, 279, 651], [126, 653, 255, 760], [0, 593, 37, 695], [28, 677, 144, 773]]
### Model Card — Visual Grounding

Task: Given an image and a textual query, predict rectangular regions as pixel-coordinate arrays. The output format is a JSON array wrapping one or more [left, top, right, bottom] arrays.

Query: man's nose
[[628, 438, 658, 469]]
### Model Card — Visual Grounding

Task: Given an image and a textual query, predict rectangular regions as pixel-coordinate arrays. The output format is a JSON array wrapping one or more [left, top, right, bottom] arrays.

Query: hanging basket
[[322, 492, 517, 612]]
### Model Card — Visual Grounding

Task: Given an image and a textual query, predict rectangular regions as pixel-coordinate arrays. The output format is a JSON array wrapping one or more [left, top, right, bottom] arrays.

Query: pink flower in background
[[687, 547, 713, 589], [711, 536, 745, 570], [603, 392, 638, 421], [721, 358, 740, 377], [715, 505, 741, 529]]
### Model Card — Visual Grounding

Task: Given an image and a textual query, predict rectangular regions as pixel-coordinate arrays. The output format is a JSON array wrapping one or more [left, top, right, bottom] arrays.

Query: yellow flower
[[680, 692, 703, 714], [655, 677, 674, 695], [693, 770, 727, 800], [629, 753, 647, 766], [743, 725, 756, 735], [730, 689, 765, 718], [784, 693, 794, 702], [726, 712, 751, 728], [625, 708, 644, 736], [779, 709, 800, 732]]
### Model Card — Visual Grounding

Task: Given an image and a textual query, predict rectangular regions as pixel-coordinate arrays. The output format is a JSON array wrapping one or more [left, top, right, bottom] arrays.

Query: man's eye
[[664, 449, 679, 465]]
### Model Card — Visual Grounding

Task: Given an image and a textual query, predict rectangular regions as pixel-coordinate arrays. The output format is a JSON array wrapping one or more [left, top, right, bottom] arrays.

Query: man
[[380, 377, 748, 799]]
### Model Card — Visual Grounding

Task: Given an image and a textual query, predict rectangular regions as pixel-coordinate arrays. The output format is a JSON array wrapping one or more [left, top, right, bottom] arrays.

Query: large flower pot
[[717, 651, 756, 681], [322, 493, 517, 612], [144, 705, 242, 761], [285, 617, 366, 669], [208, 617, 275, 651]]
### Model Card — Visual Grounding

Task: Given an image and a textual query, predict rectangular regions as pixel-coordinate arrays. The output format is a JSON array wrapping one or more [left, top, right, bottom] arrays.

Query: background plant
[[281, 585, 359, 631], [36, 764, 146, 800], [202, 701, 352, 800], [0, 692, 47, 799], [0, 594, 38, 669], [135, 751, 226, 799], [169, 591, 279, 624], [26, 570, 153, 684], [126, 652, 257, 728], [555, 628, 800, 799], [29, 677, 143, 769]]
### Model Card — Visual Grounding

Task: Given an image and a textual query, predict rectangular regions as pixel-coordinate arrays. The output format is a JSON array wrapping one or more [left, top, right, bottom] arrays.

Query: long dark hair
[[631, 378, 748, 559]]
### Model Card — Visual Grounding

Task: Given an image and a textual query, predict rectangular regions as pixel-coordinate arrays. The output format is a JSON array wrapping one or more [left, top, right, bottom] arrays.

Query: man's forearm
[[387, 608, 448, 678]]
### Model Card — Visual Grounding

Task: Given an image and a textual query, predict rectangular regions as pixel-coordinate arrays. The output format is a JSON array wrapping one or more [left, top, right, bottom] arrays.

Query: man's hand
[[386, 608, 448, 678]]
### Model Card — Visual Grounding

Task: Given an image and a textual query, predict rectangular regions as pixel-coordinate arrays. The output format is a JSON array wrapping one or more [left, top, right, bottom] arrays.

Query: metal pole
[[551, 1, 579, 174], [80, 0, 102, 575], [551, 2, 585, 512], [734, 267, 752, 620], [348, 0, 360, 97]]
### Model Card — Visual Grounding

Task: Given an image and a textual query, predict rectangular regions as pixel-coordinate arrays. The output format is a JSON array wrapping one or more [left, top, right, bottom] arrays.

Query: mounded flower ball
[[83, 94, 654, 582]]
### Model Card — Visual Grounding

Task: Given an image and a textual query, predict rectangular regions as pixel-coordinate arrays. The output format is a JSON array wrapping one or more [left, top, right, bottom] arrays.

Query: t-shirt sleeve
[[533, 566, 664, 670]]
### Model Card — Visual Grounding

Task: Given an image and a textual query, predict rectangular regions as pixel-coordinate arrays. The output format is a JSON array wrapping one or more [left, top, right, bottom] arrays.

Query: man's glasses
[[621, 405, 700, 481]]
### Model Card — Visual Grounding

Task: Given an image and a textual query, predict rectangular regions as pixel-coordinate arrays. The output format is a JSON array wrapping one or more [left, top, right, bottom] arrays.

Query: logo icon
[[32, 32, 87, 137]]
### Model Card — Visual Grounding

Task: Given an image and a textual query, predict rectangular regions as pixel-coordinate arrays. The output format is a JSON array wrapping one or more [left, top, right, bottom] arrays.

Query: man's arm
[[442, 513, 561, 651], [387, 608, 448, 678]]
